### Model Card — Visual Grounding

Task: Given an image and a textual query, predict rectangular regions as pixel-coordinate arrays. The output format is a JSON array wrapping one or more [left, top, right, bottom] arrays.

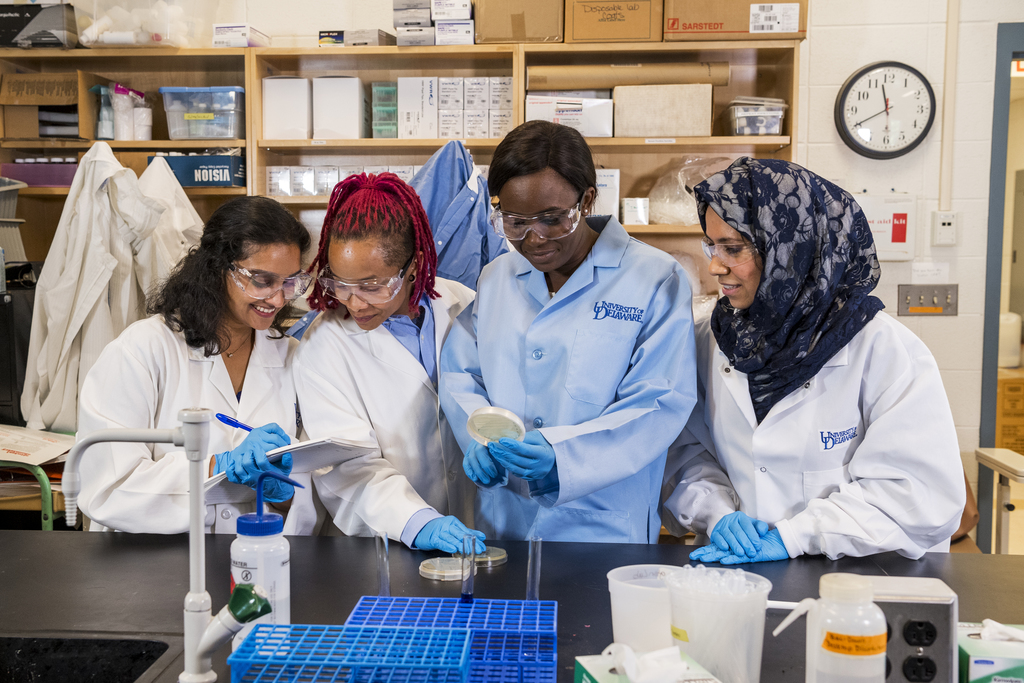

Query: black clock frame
[[833, 60, 937, 160]]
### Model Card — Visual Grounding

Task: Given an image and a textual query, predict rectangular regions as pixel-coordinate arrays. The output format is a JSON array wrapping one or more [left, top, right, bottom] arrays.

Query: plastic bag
[[648, 156, 733, 225]]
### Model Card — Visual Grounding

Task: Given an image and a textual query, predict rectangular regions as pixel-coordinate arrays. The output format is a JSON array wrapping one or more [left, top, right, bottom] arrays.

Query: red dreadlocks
[[307, 172, 438, 315]]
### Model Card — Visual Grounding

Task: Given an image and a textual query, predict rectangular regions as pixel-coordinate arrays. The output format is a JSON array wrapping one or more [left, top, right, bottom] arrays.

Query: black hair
[[147, 195, 312, 356], [487, 120, 598, 199]]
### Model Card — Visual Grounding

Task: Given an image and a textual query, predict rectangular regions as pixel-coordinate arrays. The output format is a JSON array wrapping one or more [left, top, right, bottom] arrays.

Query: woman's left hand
[[488, 432, 555, 481], [693, 528, 790, 565]]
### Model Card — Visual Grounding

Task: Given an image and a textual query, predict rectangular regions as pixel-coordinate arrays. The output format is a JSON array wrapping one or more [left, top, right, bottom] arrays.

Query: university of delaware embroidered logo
[[820, 427, 857, 451], [593, 301, 644, 322]]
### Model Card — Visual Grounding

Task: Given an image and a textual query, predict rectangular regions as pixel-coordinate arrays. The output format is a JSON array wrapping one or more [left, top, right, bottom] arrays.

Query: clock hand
[[853, 108, 889, 127], [882, 85, 889, 114]]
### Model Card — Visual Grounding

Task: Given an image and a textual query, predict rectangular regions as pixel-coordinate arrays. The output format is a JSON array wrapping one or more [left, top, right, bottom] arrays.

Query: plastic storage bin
[[74, 0, 215, 48], [159, 86, 244, 140], [727, 96, 788, 135], [372, 82, 398, 105], [373, 122, 399, 139]]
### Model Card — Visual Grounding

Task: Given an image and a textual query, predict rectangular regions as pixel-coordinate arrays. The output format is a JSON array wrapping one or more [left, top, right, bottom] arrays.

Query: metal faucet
[[63, 408, 270, 683]]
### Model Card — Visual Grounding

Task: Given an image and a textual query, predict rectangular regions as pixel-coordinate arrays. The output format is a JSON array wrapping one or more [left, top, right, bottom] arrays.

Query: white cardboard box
[[315, 166, 339, 195], [439, 109, 465, 138], [263, 77, 311, 140], [594, 169, 620, 217], [363, 165, 389, 175], [525, 95, 613, 137], [612, 84, 712, 137], [339, 166, 364, 180], [389, 165, 416, 182], [290, 166, 315, 196], [529, 89, 612, 99], [266, 166, 292, 196], [489, 76, 513, 110], [431, 0, 471, 20], [489, 109, 513, 138], [464, 77, 489, 110], [344, 29, 397, 46], [398, 77, 438, 139], [439, 77, 464, 109], [464, 109, 488, 138], [435, 19, 474, 45], [394, 8, 431, 26], [397, 26, 435, 45], [313, 76, 369, 139], [394, 0, 430, 8], [212, 23, 270, 47]]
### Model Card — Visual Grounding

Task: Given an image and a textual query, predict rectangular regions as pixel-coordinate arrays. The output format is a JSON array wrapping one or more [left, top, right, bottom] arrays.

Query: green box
[[959, 622, 1024, 683], [574, 651, 720, 683]]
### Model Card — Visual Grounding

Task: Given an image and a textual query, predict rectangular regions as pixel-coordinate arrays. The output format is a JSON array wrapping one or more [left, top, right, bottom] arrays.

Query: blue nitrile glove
[[718, 529, 789, 564], [689, 544, 732, 564], [413, 515, 487, 554], [463, 441, 506, 487], [214, 423, 293, 491], [488, 431, 555, 481], [709, 511, 771, 558]]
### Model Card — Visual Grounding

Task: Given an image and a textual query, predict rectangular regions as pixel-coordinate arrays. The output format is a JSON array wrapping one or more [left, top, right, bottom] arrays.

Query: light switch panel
[[897, 284, 958, 316]]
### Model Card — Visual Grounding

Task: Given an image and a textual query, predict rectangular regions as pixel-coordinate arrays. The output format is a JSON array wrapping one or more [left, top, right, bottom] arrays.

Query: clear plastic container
[[159, 86, 245, 140], [371, 82, 398, 106], [372, 105, 398, 123], [373, 122, 398, 139], [74, 0, 215, 48], [727, 97, 788, 136]]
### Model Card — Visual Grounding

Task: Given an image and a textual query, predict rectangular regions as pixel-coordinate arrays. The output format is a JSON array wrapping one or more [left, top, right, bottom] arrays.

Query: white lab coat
[[293, 279, 476, 542], [21, 144, 201, 432], [77, 316, 316, 535], [665, 313, 965, 560]]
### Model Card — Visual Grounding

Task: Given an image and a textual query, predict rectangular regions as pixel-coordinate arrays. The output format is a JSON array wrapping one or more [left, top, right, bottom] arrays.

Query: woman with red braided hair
[[293, 172, 486, 554]]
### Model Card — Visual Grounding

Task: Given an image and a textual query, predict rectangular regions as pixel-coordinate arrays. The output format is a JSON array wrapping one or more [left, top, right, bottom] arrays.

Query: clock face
[[834, 61, 936, 160]]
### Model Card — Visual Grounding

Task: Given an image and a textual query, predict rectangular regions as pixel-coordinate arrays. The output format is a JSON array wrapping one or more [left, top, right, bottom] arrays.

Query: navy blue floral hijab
[[693, 157, 884, 423]]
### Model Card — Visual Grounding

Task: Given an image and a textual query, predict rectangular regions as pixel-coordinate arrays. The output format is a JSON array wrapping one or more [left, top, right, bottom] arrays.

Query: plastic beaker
[[606, 564, 675, 652], [663, 565, 772, 683]]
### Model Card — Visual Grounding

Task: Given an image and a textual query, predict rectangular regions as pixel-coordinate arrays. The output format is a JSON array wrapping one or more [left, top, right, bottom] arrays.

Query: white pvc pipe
[[189, 459, 205, 594], [938, 0, 960, 212]]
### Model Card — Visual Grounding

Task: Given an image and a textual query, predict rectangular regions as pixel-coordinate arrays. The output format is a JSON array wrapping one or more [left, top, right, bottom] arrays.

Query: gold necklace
[[224, 331, 253, 358]]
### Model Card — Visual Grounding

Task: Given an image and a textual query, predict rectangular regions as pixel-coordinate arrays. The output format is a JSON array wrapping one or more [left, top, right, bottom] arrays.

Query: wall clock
[[834, 61, 936, 160]]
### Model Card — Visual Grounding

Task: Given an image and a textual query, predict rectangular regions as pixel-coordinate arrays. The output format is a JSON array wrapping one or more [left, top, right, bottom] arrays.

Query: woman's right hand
[[214, 423, 292, 488], [463, 441, 506, 487]]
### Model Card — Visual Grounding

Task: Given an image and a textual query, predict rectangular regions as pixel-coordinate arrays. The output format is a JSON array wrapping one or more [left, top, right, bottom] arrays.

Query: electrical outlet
[[897, 285, 958, 316], [931, 211, 958, 246]]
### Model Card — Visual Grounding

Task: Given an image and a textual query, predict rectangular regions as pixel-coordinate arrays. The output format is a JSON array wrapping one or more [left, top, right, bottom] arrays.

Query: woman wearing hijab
[[665, 157, 965, 562]]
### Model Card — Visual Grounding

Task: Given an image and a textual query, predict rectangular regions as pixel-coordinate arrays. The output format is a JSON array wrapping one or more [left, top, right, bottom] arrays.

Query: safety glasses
[[316, 254, 414, 305], [229, 265, 312, 302], [700, 238, 759, 268], [489, 200, 584, 242]]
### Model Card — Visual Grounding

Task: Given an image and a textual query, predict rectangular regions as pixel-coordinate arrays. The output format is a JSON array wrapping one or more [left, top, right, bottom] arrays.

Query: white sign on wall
[[854, 193, 917, 261]]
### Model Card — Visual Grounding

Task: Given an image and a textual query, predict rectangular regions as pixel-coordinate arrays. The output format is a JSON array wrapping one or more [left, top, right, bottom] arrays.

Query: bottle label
[[821, 632, 887, 656]]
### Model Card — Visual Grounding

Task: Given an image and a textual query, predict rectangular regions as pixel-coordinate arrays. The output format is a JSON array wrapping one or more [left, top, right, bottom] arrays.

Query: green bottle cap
[[228, 583, 273, 624]]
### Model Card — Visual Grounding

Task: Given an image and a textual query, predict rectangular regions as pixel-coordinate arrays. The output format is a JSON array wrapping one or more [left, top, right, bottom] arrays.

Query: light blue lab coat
[[410, 141, 507, 289], [439, 216, 697, 543]]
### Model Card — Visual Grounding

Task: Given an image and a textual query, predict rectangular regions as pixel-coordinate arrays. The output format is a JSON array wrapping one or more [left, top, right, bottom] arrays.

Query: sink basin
[[0, 632, 183, 683]]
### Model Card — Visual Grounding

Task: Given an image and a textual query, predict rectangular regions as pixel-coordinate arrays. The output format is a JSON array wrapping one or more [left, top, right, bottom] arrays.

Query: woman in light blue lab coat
[[439, 120, 715, 544]]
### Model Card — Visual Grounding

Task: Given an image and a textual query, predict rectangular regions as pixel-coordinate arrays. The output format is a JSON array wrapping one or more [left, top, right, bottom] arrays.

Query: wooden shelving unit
[[0, 41, 799, 279]]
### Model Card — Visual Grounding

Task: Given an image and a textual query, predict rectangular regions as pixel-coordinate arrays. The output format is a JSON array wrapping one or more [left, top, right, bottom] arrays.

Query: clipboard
[[203, 437, 376, 492]]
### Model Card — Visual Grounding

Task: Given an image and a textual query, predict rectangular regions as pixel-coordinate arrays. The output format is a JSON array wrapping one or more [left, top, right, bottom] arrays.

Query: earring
[[409, 274, 416, 282]]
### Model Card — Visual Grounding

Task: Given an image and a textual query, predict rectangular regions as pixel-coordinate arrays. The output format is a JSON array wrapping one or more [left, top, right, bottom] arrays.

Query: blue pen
[[216, 413, 253, 432]]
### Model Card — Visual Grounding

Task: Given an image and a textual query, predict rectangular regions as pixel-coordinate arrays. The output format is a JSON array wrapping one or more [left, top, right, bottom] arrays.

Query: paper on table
[[202, 436, 376, 492], [0, 426, 75, 467]]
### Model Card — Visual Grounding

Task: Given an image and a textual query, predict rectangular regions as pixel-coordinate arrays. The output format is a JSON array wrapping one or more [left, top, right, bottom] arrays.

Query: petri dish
[[419, 557, 477, 581], [467, 407, 526, 446], [452, 546, 508, 568]]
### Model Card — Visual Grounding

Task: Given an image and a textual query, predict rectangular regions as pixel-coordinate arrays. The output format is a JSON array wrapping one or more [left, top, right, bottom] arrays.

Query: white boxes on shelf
[[266, 166, 292, 196], [312, 77, 369, 139], [621, 198, 649, 225], [435, 19, 474, 45], [612, 84, 712, 137], [397, 27, 435, 45], [439, 77, 464, 109], [394, 8, 431, 27], [389, 166, 416, 182], [489, 76, 513, 110], [315, 167, 340, 195], [263, 77, 310, 140], [594, 169, 620, 217], [525, 95, 613, 137], [394, 0, 430, 8], [464, 77, 489, 110], [489, 109, 513, 138], [439, 110, 465, 138], [398, 77, 438, 139], [464, 109, 488, 138], [290, 166, 315, 196], [431, 0, 471, 20], [344, 29, 397, 46]]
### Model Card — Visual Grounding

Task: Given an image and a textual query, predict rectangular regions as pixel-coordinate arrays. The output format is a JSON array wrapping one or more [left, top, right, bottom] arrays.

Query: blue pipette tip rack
[[228, 624, 471, 683]]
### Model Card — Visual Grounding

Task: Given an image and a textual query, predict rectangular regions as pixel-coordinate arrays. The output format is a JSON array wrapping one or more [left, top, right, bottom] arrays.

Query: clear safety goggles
[[317, 255, 414, 305], [489, 201, 583, 242], [700, 238, 759, 268], [229, 265, 312, 302]]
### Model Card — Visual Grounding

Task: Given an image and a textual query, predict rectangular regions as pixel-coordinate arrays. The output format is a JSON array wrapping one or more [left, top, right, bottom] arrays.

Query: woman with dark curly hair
[[76, 196, 317, 534]]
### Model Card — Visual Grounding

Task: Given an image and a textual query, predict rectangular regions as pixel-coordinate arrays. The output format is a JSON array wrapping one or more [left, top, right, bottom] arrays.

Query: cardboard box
[[464, 77, 489, 110], [394, 8, 432, 26], [439, 77, 464, 109], [313, 76, 369, 139], [489, 109, 513, 138], [489, 76, 513, 110], [473, 0, 564, 43], [263, 77, 310, 140], [525, 95, 613, 137], [212, 23, 270, 47], [0, 70, 104, 139], [436, 19, 474, 45], [594, 169, 619, 217], [464, 108, 488, 138], [344, 29, 397, 46], [266, 166, 291, 196], [319, 30, 343, 45], [315, 166, 339, 195], [398, 77, 438, 139], [432, 0, 471, 20], [664, 0, 807, 41], [150, 155, 246, 188], [958, 622, 1024, 683], [290, 166, 315, 196], [389, 165, 416, 182], [397, 26, 435, 45], [613, 84, 712, 137], [996, 368, 1024, 451], [566, 0, 662, 43], [439, 109, 464, 138], [0, 3, 76, 47], [394, 0, 430, 8], [574, 651, 720, 682]]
